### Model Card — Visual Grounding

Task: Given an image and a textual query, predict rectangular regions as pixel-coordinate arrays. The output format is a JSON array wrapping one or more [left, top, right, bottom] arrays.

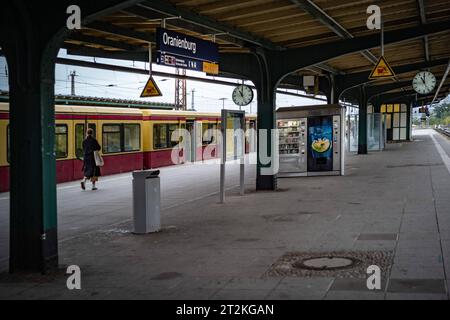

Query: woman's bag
[[94, 151, 104, 167]]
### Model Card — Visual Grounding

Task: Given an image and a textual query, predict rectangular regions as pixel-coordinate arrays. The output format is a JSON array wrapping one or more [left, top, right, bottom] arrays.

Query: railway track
[[435, 127, 450, 138]]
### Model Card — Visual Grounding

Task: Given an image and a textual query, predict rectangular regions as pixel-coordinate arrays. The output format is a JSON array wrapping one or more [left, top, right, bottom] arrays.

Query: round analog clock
[[412, 71, 436, 95], [232, 85, 254, 106]]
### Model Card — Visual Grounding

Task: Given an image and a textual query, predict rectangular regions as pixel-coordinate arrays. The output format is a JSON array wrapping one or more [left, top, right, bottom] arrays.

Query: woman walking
[[81, 128, 101, 190]]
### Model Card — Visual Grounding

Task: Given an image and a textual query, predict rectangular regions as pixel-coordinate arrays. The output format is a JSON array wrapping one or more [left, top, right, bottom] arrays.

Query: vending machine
[[277, 104, 345, 177]]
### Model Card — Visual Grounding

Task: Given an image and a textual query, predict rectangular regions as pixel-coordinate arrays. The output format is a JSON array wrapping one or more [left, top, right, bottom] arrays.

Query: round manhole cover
[[293, 256, 358, 270]]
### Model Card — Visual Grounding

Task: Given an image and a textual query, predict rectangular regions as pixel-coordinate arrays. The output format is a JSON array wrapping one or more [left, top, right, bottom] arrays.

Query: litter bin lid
[[132, 169, 160, 179]]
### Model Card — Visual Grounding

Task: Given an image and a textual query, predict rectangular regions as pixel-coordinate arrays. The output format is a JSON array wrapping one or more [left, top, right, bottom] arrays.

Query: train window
[[210, 123, 218, 144], [168, 124, 178, 147], [202, 123, 216, 145], [124, 124, 140, 152], [8, 124, 70, 161], [153, 124, 168, 149], [153, 123, 180, 149], [55, 124, 68, 159], [103, 124, 121, 154], [179, 123, 186, 143], [202, 123, 209, 145], [88, 124, 97, 138], [75, 124, 85, 159]]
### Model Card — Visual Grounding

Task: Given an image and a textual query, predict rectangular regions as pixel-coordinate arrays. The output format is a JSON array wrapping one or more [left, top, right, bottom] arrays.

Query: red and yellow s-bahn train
[[0, 102, 256, 193]]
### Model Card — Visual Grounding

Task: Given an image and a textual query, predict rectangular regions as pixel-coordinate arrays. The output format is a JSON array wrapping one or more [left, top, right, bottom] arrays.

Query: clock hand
[[238, 90, 243, 102]]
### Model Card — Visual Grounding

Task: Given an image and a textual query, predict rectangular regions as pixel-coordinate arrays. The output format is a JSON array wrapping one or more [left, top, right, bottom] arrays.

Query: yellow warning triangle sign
[[369, 56, 396, 80], [140, 76, 162, 97]]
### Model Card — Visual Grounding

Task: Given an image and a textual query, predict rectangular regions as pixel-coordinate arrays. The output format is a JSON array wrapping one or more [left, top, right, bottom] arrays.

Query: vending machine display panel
[[307, 116, 333, 172]]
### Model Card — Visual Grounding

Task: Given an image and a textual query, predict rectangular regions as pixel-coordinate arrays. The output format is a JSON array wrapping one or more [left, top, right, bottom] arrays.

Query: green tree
[[433, 102, 450, 121]]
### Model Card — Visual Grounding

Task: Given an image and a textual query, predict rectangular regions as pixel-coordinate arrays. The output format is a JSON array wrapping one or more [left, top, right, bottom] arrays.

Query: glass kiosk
[[277, 104, 345, 177]]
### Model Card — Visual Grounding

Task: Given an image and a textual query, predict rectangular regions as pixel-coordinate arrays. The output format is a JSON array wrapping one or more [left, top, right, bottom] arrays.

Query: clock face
[[232, 85, 254, 106], [412, 71, 436, 95]]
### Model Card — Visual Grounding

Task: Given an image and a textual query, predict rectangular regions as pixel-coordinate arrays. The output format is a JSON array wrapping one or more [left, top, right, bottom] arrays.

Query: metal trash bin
[[132, 170, 161, 234]]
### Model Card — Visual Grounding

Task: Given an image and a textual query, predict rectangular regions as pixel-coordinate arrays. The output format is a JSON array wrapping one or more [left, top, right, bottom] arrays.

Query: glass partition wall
[[345, 103, 409, 153], [367, 113, 386, 151], [346, 105, 386, 153]]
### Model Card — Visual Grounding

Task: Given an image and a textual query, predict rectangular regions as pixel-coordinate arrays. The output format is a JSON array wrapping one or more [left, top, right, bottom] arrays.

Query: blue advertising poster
[[156, 28, 219, 63], [307, 117, 333, 171]]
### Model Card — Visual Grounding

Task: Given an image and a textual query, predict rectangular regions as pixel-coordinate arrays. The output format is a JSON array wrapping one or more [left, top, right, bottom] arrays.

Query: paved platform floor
[[0, 156, 257, 270], [0, 129, 449, 300]]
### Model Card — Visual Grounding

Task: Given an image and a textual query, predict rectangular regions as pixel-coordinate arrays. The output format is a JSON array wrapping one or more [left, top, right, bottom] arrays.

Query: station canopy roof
[[64, 0, 450, 103]]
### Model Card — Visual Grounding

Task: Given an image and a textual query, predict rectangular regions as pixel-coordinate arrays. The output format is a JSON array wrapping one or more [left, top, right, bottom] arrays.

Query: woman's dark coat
[[82, 136, 101, 178]]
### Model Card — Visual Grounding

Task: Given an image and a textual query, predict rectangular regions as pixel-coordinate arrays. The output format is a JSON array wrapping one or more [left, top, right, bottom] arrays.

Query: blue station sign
[[156, 27, 219, 63]]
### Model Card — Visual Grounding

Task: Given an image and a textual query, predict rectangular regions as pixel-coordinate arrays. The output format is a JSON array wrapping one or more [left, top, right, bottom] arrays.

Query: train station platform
[[0, 129, 449, 300]]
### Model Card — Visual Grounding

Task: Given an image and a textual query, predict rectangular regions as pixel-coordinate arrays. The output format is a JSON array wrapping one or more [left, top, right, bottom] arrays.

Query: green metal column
[[256, 84, 277, 190], [219, 50, 279, 191], [407, 99, 413, 141], [358, 86, 368, 154], [4, 11, 59, 274], [321, 75, 341, 105], [252, 51, 278, 191], [373, 96, 382, 113]]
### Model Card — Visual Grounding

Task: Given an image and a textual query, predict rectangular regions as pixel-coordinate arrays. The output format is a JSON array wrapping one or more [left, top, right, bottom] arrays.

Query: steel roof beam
[[137, 0, 283, 50], [61, 36, 447, 97], [122, 5, 168, 20], [417, 0, 430, 62], [55, 57, 326, 101], [374, 90, 423, 103], [64, 44, 149, 61], [371, 87, 449, 104], [289, 0, 378, 65], [86, 20, 155, 43], [285, 58, 449, 95], [314, 63, 345, 75], [430, 59, 450, 105], [338, 58, 449, 89], [67, 33, 140, 51], [81, 0, 147, 25], [135, 1, 341, 75], [63, 45, 265, 89], [80, 1, 340, 76], [122, 6, 247, 48], [272, 20, 450, 80], [366, 80, 412, 99]]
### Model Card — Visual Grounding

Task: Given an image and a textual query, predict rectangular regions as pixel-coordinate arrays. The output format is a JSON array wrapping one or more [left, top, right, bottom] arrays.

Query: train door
[[75, 122, 97, 159], [186, 120, 195, 162]]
